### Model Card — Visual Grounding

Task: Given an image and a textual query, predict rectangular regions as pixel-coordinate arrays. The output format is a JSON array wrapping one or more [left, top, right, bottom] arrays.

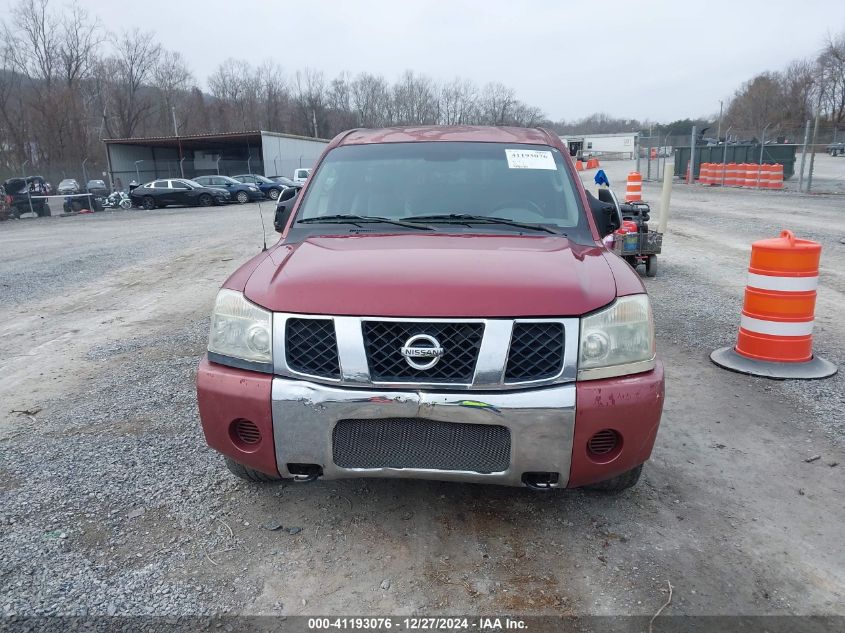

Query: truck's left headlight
[[207, 289, 273, 370], [578, 294, 655, 380]]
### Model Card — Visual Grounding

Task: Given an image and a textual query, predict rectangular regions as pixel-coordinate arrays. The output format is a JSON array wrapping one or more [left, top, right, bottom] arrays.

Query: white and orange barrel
[[736, 230, 820, 362], [711, 230, 836, 378], [713, 162, 726, 185], [769, 163, 784, 190], [625, 171, 642, 202], [744, 163, 760, 188], [724, 163, 738, 187], [699, 163, 712, 185]]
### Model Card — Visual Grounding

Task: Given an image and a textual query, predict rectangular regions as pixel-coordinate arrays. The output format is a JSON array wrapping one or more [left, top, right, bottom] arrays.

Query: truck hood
[[243, 234, 617, 317]]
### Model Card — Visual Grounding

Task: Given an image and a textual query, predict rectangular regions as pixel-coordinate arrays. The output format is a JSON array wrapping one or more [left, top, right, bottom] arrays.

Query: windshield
[[296, 142, 589, 238], [181, 179, 204, 188], [253, 175, 273, 184]]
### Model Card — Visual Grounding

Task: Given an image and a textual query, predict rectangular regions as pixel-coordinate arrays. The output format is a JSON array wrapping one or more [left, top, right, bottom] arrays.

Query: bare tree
[[351, 72, 390, 127], [98, 30, 162, 138]]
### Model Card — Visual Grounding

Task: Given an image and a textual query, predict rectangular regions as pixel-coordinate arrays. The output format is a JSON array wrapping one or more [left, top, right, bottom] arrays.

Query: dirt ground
[[1, 172, 843, 620]]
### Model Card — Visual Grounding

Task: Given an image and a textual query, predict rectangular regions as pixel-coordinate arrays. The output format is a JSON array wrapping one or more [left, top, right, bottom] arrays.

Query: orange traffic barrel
[[713, 162, 725, 185], [575, 159, 584, 171], [743, 163, 760, 188], [769, 163, 784, 189], [625, 171, 642, 202], [585, 158, 599, 169], [711, 230, 836, 379], [724, 163, 739, 187], [700, 163, 712, 185]]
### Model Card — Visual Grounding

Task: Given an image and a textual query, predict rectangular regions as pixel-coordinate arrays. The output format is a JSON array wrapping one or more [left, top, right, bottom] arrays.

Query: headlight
[[578, 295, 655, 380], [208, 289, 273, 370]]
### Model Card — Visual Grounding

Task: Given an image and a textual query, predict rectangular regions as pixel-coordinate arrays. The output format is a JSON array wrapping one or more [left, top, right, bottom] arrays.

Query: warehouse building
[[104, 130, 329, 189], [559, 132, 639, 159]]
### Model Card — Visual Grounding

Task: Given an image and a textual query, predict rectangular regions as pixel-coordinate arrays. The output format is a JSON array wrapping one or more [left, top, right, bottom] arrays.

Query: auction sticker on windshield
[[505, 149, 556, 170]]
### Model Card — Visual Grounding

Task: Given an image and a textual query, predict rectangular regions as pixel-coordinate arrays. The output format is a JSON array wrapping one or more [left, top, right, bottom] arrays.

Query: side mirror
[[585, 190, 621, 238], [273, 188, 300, 232]]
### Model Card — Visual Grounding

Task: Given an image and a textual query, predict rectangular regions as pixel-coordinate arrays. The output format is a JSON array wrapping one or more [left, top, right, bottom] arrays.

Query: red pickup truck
[[196, 126, 664, 492]]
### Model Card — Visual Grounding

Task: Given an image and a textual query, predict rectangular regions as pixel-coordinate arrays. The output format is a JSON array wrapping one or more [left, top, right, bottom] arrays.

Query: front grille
[[505, 322, 564, 382], [285, 318, 341, 378], [362, 321, 483, 383], [332, 418, 510, 473]]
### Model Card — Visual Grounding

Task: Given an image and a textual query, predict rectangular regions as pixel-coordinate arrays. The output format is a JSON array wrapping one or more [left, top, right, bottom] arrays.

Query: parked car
[[3, 176, 51, 218], [231, 174, 283, 200], [0, 184, 9, 221], [827, 142, 844, 156], [129, 178, 230, 210], [197, 125, 664, 493], [57, 178, 80, 195], [292, 168, 311, 184], [269, 176, 297, 188], [193, 175, 263, 204], [86, 179, 108, 196]]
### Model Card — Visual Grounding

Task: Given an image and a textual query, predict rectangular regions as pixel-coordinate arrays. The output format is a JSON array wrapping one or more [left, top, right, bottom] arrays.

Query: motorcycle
[[105, 191, 132, 210]]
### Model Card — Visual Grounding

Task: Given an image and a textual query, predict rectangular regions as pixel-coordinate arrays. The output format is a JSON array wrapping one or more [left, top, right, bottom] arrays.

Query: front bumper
[[197, 357, 664, 488], [271, 378, 575, 487]]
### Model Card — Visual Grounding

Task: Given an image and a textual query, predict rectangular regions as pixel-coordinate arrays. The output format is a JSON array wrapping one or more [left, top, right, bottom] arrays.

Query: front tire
[[583, 465, 643, 492], [120, 199, 132, 210], [236, 191, 249, 204], [268, 188, 280, 200], [224, 457, 283, 483], [199, 193, 212, 207]]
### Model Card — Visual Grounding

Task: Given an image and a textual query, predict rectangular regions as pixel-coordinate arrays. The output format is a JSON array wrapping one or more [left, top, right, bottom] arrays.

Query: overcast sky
[[6, 0, 843, 122]]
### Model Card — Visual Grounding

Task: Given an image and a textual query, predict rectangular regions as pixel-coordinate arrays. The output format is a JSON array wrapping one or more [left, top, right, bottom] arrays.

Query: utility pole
[[312, 109, 319, 138], [688, 126, 697, 184], [757, 123, 771, 189], [173, 106, 184, 178], [717, 100, 723, 141], [806, 112, 821, 193], [798, 119, 810, 193]]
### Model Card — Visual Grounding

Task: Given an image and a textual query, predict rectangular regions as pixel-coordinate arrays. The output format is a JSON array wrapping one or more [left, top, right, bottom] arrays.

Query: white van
[[293, 168, 311, 184]]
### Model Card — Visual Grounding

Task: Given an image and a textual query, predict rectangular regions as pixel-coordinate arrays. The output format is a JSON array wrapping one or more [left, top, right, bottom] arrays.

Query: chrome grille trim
[[272, 313, 579, 391]]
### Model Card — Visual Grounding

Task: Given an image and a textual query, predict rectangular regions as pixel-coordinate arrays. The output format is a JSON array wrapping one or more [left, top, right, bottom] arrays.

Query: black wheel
[[268, 188, 281, 201], [236, 190, 249, 204], [224, 457, 283, 483], [583, 465, 643, 492], [142, 196, 156, 210], [645, 255, 657, 277], [199, 193, 213, 206]]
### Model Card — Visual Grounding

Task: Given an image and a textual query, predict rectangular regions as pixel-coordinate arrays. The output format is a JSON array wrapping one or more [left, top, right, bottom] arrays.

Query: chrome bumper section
[[271, 377, 576, 487]]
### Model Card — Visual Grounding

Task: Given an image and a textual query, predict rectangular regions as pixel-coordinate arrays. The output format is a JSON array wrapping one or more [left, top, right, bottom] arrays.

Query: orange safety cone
[[711, 230, 837, 379], [575, 159, 584, 171], [625, 171, 642, 202]]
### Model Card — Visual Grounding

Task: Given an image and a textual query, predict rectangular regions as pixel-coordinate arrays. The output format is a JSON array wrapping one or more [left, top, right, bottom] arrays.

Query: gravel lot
[[1, 179, 843, 622]]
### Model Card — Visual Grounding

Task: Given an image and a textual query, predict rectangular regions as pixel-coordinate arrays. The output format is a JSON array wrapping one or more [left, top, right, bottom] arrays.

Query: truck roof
[[337, 125, 557, 147]]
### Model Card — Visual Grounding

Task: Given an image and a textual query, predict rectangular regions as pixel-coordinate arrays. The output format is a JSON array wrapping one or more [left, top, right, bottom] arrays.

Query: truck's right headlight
[[207, 289, 273, 371], [578, 294, 656, 380]]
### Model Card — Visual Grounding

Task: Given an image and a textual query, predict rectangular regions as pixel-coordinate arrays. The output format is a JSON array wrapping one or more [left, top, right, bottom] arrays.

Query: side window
[[152, 180, 167, 188], [170, 180, 188, 190]]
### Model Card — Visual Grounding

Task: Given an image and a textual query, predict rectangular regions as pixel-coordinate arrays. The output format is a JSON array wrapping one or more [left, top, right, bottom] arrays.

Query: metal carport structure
[[104, 131, 329, 190]]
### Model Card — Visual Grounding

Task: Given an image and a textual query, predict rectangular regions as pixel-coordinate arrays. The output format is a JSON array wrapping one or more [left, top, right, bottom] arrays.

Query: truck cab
[[197, 126, 664, 492]]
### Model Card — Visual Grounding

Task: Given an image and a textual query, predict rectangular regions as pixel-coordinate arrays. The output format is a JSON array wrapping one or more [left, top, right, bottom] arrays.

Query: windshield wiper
[[404, 213, 565, 235], [297, 214, 433, 231]]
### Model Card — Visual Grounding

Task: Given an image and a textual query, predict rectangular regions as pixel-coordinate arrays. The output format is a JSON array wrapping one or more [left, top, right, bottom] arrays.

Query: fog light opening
[[587, 429, 622, 462], [287, 463, 323, 482], [229, 418, 262, 451]]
